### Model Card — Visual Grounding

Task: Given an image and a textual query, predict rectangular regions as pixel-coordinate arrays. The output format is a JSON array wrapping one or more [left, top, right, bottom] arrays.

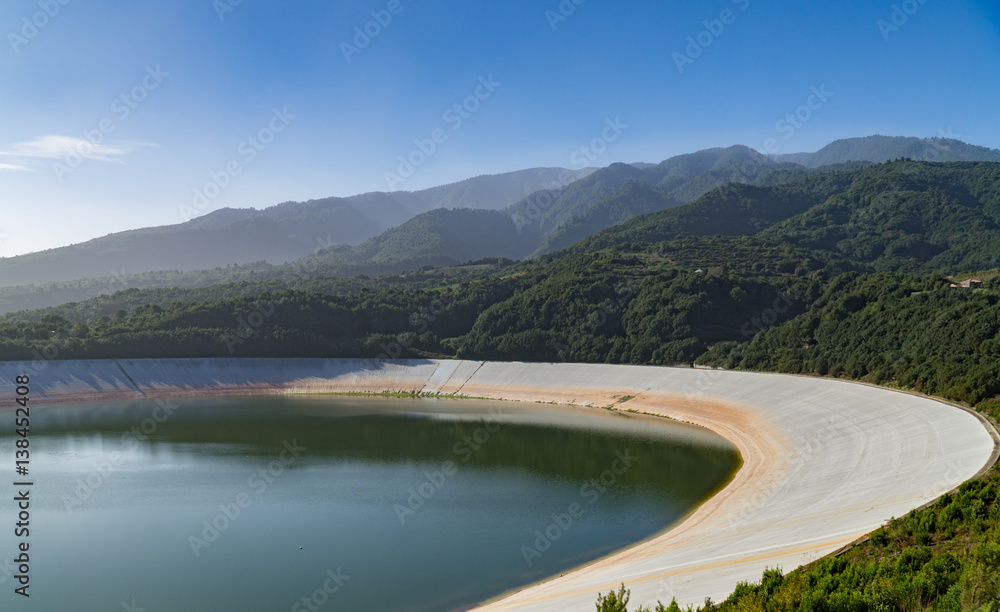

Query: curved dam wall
[[3, 357, 996, 609]]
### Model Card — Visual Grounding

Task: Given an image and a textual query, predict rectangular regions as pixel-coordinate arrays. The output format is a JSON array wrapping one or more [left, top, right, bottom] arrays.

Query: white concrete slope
[[4, 358, 995, 609]]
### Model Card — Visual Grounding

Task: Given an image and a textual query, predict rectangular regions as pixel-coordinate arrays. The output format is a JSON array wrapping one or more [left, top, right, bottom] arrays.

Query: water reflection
[[1, 396, 739, 611]]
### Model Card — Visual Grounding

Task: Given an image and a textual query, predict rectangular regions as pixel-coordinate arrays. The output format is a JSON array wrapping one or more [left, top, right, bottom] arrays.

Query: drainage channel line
[[112, 359, 147, 397]]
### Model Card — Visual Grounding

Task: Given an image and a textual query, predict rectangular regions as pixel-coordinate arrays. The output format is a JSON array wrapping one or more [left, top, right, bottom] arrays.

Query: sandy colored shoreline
[[2, 358, 996, 609]]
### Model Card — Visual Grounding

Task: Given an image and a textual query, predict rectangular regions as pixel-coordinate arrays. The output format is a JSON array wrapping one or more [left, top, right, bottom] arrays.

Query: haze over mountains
[[0, 167, 593, 287], [1, 135, 999, 316]]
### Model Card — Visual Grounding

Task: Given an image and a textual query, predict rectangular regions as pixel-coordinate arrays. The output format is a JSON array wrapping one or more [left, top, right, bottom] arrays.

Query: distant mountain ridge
[[0, 145, 790, 291], [319, 208, 536, 271], [315, 145, 794, 268], [770, 135, 1000, 167], [0, 167, 592, 287], [509, 145, 795, 257]]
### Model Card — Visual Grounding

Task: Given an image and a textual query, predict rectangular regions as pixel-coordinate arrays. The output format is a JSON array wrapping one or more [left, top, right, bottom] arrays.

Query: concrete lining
[[2, 358, 994, 609]]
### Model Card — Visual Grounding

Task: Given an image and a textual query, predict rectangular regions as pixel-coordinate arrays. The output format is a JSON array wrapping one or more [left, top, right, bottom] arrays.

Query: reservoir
[[0, 395, 739, 611]]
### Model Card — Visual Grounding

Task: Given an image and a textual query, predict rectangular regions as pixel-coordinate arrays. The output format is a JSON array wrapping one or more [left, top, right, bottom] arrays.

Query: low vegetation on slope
[[700, 272, 1000, 412], [594, 463, 1000, 611]]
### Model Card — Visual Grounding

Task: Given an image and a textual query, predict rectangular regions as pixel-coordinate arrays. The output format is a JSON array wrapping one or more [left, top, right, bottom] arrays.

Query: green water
[[0, 396, 739, 611]]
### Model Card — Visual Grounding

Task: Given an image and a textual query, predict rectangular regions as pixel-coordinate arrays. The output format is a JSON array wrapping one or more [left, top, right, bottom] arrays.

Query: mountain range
[[2, 134, 999, 315], [770, 135, 1000, 167], [0, 167, 593, 287]]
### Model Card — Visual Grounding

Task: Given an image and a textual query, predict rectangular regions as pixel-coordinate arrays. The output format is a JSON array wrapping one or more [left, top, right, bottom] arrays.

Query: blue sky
[[0, 0, 998, 257]]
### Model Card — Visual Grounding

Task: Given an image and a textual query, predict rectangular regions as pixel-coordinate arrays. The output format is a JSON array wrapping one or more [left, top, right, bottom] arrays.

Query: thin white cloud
[[0, 135, 156, 165], [0, 162, 32, 171]]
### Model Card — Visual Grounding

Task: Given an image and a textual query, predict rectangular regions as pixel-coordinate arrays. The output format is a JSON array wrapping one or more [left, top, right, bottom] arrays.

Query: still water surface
[[0, 396, 739, 611]]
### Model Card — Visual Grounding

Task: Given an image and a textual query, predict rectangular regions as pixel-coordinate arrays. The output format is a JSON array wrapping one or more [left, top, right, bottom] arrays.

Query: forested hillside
[[508, 145, 789, 257], [573, 161, 1000, 275]]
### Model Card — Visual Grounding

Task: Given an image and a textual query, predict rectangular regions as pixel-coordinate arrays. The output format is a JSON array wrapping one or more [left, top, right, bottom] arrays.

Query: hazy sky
[[1, 0, 998, 257]]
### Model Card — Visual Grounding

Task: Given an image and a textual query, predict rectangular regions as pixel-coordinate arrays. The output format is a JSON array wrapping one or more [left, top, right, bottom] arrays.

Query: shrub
[[595, 584, 630, 612]]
